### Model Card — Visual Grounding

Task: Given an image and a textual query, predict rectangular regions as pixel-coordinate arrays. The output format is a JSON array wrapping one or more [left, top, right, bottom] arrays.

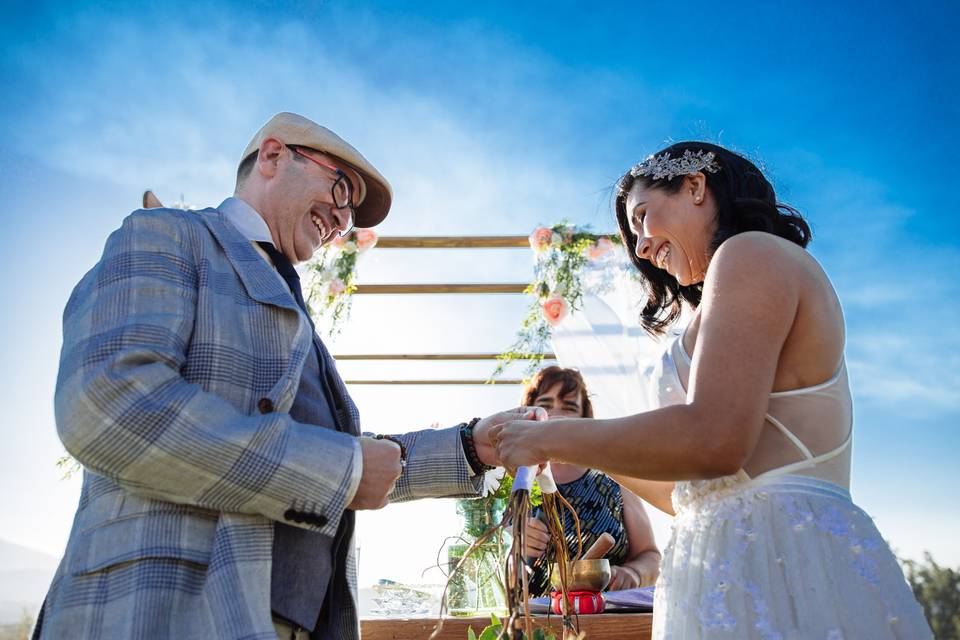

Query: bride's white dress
[[647, 331, 932, 639]]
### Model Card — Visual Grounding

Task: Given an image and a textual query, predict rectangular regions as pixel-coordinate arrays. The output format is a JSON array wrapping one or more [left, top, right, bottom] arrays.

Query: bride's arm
[[494, 234, 798, 481]]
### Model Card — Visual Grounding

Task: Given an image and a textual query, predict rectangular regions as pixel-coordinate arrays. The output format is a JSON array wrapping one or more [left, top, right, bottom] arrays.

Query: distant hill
[[0, 540, 58, 626]]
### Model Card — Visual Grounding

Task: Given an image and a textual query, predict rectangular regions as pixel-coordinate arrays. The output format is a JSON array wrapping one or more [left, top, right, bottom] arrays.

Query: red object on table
[[550, 590, 605, 615]]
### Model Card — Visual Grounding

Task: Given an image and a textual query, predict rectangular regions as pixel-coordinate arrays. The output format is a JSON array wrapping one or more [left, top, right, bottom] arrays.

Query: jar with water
[[445, 497, 509, 616]]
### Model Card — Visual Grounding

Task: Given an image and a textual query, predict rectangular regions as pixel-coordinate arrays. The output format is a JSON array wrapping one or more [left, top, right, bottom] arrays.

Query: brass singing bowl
[[549, 559, 611, 592]]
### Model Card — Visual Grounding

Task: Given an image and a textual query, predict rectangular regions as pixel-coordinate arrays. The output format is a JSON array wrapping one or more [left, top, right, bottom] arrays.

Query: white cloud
[[5, 4, 667, 237]]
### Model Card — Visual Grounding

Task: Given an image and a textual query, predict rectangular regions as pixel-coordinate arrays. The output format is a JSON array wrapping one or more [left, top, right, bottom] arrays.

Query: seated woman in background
[[519, 366, 661, 596]]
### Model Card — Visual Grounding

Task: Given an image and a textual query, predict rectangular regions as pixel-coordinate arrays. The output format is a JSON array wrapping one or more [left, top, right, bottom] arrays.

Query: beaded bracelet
[[373, 434, 408, 467], [459, 417, 493, 474]]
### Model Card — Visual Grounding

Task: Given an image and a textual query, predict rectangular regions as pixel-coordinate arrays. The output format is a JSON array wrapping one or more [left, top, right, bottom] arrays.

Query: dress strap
[[752, 429, 853, 481], [765, 413, 815, 459]]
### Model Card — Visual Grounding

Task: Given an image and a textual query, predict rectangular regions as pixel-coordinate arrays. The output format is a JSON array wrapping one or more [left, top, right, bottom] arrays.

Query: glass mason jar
[[446, 497, 509, 616]]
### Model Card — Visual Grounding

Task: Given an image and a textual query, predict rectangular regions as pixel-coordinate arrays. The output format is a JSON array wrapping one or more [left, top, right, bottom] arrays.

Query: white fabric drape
[[550, 289, 667, 419]]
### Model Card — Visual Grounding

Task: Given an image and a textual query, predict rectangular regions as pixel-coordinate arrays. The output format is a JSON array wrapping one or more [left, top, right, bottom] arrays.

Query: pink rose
[[541, 295, 569, 326], [588, 237, 614, 260], [354, 229, 378, 251], [328, 278, 347, 297], [528, 226, 554, 252], [331, 234, 346, 248]]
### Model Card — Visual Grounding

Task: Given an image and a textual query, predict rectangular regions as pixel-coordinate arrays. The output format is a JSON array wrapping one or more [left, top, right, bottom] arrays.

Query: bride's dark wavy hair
[[615, 141, 812, 337]]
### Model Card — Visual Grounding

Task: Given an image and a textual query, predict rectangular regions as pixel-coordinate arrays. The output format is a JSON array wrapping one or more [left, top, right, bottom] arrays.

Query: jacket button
[[258, 398, 274, 414]]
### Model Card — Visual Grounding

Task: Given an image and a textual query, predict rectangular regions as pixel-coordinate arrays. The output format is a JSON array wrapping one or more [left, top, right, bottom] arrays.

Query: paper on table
[[604, 586, 655, 611]]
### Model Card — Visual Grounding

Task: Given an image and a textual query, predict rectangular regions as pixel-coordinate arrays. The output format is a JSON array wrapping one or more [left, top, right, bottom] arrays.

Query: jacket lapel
[[197, 207, 312, 410], [196, 207, 303, 313], [199, 207, 360, 434]]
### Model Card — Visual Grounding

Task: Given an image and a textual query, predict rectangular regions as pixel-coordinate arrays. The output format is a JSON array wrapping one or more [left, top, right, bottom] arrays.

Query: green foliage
[[467, 613, 557, 640], [476, 613, 502, 640], [488, 472, 543, 507], [492, 223, 620, 380], [304, 239, 360, 337], [55, 454, 81, 480], [901, 552, 960, 638]]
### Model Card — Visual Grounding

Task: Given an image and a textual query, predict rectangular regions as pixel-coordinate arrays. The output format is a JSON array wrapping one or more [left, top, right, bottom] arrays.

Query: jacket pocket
[[67, 511, 218, 575]]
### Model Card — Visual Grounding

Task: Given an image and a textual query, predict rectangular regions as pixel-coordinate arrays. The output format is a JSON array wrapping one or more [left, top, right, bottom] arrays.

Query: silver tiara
[[629, 149, 721, 181]]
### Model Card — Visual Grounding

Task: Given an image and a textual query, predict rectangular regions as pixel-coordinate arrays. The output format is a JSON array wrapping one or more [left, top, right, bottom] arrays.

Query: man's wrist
[[373, 434, 408, 467], [459, 418, 494, 475]]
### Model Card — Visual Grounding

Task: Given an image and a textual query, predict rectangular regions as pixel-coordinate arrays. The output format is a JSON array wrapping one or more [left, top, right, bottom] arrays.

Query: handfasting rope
[[432, 412, 583, 640]]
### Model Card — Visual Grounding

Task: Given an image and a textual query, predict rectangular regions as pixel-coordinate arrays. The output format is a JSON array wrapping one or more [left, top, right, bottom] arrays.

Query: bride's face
[[625, 176, 715, 286], [533, 382, 584, 419]]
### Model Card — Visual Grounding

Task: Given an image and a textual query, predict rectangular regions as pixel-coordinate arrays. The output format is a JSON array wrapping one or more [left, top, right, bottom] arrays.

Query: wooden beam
[[376, 235, 530, 248], [354, 283, 527, 294], [375, 234, 618, 248], [344, 379, 524, 385], [359, 613, 652, 640], [334, 353, 555, 361]]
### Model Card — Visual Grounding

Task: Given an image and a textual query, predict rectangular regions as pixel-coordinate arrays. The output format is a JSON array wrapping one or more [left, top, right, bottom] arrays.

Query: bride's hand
[[472, 406, 542, 467], [488, 418, 549, 474]]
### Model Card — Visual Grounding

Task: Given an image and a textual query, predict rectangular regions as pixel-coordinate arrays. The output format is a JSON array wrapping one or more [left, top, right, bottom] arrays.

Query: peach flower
[[328, 278, 347, 297], [331, 234, 346, 247], [541, 295, 569, 326], [588, 237, 614, 260], [528, 226, 554, 252], [355, 229, 378, 251]]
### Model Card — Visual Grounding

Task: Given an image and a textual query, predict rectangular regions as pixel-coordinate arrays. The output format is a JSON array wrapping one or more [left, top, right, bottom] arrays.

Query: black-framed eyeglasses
[[290, 146, 356, 236]]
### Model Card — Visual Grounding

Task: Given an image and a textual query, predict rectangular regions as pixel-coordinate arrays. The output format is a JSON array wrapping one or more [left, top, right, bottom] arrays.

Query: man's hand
[[509, 516, 549, 559], [347, 438, 403, 510], [473, 407, 545, 467]]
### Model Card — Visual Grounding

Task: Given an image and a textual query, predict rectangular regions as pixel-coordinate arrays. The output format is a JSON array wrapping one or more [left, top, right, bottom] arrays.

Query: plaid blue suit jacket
[[37, 206, 482, 639]]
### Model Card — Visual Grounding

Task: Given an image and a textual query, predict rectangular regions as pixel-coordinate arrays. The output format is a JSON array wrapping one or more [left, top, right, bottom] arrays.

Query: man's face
[[260, 143, 362, 264]]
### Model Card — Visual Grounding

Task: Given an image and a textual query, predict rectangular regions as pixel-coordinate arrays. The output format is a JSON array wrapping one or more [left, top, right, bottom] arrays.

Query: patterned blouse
[[527, 468, 629, 596]]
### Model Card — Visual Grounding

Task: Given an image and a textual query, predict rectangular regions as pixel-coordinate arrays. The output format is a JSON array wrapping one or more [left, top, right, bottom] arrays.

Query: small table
[[360, 613, 653, 639]]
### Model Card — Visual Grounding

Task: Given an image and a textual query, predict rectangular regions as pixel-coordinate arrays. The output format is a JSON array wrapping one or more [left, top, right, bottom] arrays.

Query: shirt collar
[[218, 197, 273, 243]]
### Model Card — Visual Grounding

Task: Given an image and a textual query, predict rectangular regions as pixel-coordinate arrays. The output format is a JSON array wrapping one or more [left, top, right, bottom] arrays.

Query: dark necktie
[[256, 241, 313, 323], [257, 240, 343, 422]]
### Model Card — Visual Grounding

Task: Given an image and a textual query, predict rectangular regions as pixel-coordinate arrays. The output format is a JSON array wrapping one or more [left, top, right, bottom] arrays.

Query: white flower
[[481, 468, 506, 497]]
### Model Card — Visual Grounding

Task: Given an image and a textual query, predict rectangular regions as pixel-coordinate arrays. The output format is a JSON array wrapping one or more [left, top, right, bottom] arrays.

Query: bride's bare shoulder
[[709, 231, 844, 348], [713, 230, 807, 259], [708, 231, 826, 285], [706, 232, 804, 286]]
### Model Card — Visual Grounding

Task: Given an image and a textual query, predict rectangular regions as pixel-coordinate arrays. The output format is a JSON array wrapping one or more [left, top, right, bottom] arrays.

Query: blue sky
[[1, 0, 958, 584]]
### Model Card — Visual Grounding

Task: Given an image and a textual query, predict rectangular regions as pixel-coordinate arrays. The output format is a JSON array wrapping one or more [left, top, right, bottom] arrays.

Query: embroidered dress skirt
[[652, 475, 931, 640]]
